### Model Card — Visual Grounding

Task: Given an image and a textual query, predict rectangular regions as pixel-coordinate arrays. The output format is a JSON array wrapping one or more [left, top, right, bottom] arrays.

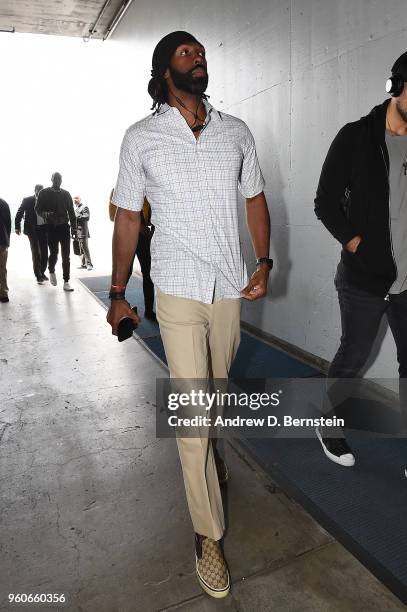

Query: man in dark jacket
[[0, 198, 11, 303], [35, 172, 77, 292], [73, 196, 93, 271], [315, 51, 407, 472], [15, 184, 49, 283], [109, 193, 156, 320]]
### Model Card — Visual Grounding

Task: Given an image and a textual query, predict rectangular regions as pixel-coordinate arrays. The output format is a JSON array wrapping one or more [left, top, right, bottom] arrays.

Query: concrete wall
[[111, 0, 407, 379]]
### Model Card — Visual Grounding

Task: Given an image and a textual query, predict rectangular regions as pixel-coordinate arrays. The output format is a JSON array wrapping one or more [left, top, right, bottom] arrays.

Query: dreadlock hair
[[148, 74, 169, 113]]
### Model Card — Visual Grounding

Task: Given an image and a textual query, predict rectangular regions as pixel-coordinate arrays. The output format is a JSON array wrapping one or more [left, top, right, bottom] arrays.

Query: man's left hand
[[140, 225, 152, 238], [240, 266, 270, 301]]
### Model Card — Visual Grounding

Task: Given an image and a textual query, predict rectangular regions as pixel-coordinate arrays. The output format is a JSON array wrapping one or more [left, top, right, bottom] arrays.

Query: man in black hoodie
[[0, 198, 11, 303], [35, 172, 77, 292], [315, 52, 407, 471]]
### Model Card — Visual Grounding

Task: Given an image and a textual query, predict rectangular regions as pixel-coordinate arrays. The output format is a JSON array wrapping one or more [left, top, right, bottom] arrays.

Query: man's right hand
[[106, 299, 141, 336], [345, 235, 362, 254]]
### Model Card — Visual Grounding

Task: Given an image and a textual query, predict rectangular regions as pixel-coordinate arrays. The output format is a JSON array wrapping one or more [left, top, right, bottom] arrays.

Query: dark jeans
[[28, 233, 42, 280], [127, 231, 154, 313], [27, 226, 48, 280], [79, 236, 92, 267], [325, 265, 407, 434], [48, 223, 71, 282]]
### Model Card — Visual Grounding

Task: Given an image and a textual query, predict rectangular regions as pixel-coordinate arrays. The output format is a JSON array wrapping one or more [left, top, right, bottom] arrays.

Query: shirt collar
[[203, 99, 222, 121], [154, 99, 222, 121]]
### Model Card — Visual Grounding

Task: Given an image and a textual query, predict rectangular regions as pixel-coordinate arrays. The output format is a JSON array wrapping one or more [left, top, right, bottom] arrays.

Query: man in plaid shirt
[[107, 31, 272, 598]]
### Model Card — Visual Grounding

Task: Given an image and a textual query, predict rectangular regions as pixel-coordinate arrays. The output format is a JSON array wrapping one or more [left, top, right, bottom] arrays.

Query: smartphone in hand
[[117, 306, 138, 342]]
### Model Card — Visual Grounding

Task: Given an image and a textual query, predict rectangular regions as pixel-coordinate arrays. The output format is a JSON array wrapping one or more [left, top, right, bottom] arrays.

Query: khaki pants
[[156, 288, 241, 541], [0, 246, 8, 298]]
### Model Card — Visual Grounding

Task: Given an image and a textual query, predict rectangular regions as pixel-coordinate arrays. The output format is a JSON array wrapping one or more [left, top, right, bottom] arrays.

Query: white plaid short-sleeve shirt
[[113, 100, 265, 304]]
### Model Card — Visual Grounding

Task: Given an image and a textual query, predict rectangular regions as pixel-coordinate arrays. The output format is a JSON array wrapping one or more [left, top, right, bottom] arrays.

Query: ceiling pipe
[[84, 0, 113, 42], [103, 0, 134, 41]]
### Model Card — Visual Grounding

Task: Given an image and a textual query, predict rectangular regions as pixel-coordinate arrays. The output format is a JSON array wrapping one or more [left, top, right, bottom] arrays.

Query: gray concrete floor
[[0, 242, 405, 611]]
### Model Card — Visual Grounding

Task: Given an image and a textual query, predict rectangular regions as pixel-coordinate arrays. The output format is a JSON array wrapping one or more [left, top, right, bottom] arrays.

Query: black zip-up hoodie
[[314, 98, 396, 297]]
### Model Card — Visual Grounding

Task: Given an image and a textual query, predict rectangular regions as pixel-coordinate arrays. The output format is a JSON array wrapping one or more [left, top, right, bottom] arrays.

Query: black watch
[[256, 257, 273, 270]]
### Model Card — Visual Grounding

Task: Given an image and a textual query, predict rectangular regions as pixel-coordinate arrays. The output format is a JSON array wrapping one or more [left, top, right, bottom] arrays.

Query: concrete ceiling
[[0, 0, 130, 40]]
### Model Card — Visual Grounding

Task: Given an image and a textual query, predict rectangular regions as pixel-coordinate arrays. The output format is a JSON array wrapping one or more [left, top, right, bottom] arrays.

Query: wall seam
[[289, 0, 293, 173]]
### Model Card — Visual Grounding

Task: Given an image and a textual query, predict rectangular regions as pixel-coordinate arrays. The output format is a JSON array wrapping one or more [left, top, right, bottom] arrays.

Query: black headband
[[151, 31, 200, 78]]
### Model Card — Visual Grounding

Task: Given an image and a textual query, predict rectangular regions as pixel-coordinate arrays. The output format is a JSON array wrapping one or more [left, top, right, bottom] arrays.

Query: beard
[[396, 99, 407, 123], [169, 65, 208, 95]]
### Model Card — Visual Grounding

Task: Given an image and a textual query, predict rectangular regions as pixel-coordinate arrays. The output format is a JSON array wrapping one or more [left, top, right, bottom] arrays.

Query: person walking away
[[35, 172, 77, 292], [0, 198, 11, 303], [73, 196, 93, 271], [15, 184, 49, 283]]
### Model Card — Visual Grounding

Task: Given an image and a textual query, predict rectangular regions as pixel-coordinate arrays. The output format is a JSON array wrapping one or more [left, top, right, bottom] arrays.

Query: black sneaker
[[0, 296, 9, 303], [42, 274, 49, 281], [316, 426, 355, 467]]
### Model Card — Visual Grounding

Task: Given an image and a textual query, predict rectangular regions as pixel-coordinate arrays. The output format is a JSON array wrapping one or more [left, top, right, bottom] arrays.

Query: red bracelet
[[111, 284, 127, 291]]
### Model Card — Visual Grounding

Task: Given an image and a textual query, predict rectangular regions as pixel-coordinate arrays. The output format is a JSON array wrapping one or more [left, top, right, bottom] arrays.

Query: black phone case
[[117, 306, 138, 342]]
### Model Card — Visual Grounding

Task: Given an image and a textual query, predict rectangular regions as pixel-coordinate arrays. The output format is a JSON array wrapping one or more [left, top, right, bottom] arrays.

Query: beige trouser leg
[[0, 247, 9, 298], [156, 288, 241, 540]]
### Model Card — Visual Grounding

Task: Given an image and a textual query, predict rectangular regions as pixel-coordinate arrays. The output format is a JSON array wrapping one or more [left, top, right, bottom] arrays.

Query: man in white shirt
[[107, 31, 272, 598]]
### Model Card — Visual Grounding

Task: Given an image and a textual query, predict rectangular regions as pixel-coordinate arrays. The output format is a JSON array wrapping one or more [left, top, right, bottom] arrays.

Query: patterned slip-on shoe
[[195, 535, 230, 599]]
